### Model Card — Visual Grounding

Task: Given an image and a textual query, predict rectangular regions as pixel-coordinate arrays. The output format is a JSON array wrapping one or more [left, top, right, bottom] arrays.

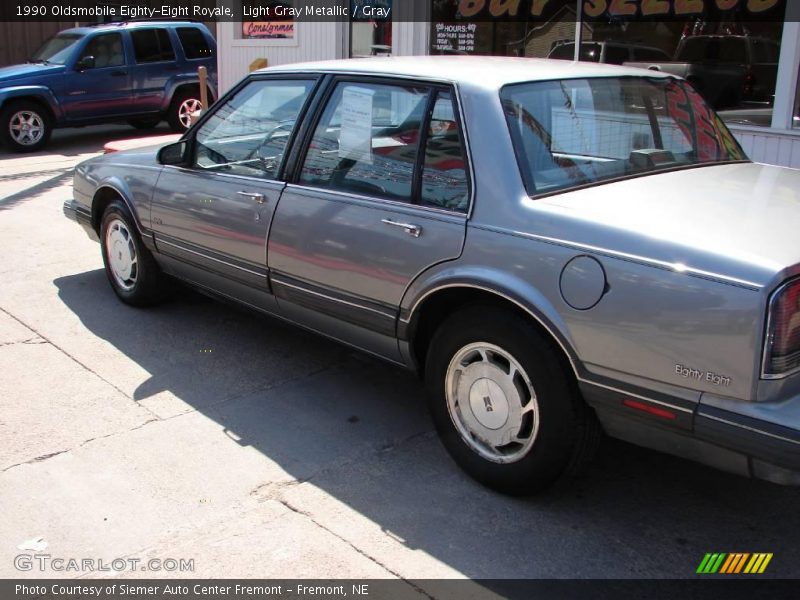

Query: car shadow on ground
[[54, 269, 800, 579], [0, 123, 174, 159]]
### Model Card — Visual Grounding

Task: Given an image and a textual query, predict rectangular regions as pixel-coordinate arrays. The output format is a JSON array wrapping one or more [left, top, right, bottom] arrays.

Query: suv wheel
[[100, 201, 167, 306], [1, 101, 52, 152], [425, 306, 599, 495], [168, 89, 203, 132]]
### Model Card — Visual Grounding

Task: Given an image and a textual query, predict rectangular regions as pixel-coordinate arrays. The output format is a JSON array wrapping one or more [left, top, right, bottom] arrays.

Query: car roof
[[63, 21, 202, 35], [261, 56, 675, 90]]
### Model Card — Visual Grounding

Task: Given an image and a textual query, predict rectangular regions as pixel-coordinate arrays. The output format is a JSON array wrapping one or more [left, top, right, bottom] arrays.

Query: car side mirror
[[76, 55, 95, 70], [158, 141, 189, 166]]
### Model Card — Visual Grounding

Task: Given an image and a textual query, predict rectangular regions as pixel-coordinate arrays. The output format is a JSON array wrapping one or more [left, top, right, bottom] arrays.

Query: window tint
[[131, 29, 175, 63], [679, 37, 746, 63], [80, 33, 125, 68], [603, 45, 629, 65], [300, 82, 429, 201], [420, 92, 468, 212], [750, 38, 779, 63], [548, 43, 574, 60], [502, 77, 746, 196], [633, 47, 670, 62], [194, 79, 315, 179], [177, 27, 211, 60]]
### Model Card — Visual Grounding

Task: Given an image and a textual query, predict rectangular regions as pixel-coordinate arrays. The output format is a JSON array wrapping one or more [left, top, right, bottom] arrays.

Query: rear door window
[[131, 29, 175, 63], [177, 27, 212, 60]]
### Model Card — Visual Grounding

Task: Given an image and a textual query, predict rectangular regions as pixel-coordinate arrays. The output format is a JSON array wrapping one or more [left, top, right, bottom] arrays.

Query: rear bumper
[[63, 199, 98, 242], [696, 392, 800, 485], [583, 378, 800, 485]]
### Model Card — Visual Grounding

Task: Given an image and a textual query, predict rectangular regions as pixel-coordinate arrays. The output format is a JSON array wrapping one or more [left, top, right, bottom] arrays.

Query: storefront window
[[350, 0, 392, 57], [430, 1, 787, 128]]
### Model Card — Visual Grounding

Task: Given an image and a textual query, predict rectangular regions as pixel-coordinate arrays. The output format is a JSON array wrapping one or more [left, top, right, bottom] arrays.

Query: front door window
[[193, 78, 316, 179]]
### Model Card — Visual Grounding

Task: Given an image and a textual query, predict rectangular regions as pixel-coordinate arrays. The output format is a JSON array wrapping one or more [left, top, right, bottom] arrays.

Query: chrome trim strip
[[162, 164, 288, 188], [470, 224, 763, 290], [286, 184, 468, 221], [403, 282, 708, 411], [701, 413, 800, 447], [401, 282, 581, 377], [761, 276, 800, 380], [452, 81, 476, 220], [580, 379, 694, 414], [168, 272, 408, 369], [272, 277, 396, 319], [156, 238, 266, 277]]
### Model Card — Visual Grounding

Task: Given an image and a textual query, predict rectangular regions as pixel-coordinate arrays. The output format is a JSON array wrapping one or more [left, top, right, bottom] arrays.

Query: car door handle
[[381, 219, 422, 238], [110, 71, 127, 77], [237, 191, 265, 204]]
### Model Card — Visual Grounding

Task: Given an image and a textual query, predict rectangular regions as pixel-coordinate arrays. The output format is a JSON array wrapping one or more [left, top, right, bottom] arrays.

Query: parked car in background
[[0, 20, 217, 152], [65, 57, 800, 495], [624, 35, 779, 110], [548, 40, 670, 65]]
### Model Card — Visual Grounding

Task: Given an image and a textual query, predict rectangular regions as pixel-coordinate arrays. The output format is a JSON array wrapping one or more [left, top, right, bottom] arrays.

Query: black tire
[[100, 200, 166, 306], [128, 118, 162, 130], [425, 306, 599, 495], [0, 100, 52, 153], [167, 88, 202, 133]]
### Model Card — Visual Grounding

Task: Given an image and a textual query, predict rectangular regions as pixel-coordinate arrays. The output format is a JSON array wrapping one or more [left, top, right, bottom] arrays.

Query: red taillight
[[764, 278, 800, 377], [743, 69, 755, 97]]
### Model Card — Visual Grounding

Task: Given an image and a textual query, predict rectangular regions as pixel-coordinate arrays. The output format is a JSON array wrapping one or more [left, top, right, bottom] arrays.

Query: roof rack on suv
[[87, 18, 201, 27]]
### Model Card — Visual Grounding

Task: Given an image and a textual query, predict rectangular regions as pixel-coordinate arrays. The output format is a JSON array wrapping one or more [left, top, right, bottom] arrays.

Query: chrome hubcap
[[9, 110, 44, 146], [445, 343, 539, 463], [178, 98, 202, 129], [105, 219, 138, 291]]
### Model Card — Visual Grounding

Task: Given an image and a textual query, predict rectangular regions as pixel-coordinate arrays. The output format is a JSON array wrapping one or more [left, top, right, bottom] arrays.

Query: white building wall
[[216, 20, 346, 93], [729, 126, 800, 169]]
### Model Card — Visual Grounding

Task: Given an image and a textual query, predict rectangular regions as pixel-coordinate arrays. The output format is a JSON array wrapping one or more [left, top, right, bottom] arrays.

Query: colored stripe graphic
[[697, 553, 727, 574], [720, 553, 749, 574], [744, 553, 773, 574], [699, 553, 773, 574]]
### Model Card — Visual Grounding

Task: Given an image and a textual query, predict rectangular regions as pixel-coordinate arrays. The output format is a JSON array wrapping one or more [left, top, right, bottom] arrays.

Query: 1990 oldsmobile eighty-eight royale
[[64, 57, 800, 494]]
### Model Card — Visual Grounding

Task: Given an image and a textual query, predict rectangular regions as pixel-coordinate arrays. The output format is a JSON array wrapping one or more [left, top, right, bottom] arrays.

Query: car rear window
[[177, 27, 211, 60], [501, 76, 747, 196], [131, 28, 175, 63]]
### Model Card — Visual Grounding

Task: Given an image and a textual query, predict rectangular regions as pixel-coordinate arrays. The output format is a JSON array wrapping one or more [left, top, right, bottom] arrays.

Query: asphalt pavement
[[0, 125, 798, 585]]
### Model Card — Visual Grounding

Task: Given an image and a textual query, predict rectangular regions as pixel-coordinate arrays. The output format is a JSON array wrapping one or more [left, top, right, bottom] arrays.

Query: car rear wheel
[[425, 306, 599, 495], [100, 201, 166, 306], [0, 101, 52, 153], [167, 89, 203, 133]]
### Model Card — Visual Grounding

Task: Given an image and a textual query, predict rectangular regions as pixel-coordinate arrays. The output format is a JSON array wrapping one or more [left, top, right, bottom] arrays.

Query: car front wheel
[[425, 306, 599, 495], [100, 201, 166, 306], [0, 101, 52, 152]]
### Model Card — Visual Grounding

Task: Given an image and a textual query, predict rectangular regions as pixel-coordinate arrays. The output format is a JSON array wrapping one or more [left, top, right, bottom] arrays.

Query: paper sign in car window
[[339, 86, 375, 164]]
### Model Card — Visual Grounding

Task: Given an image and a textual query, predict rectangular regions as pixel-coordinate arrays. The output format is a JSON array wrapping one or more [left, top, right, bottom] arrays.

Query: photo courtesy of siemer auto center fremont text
[[1, 0, 799, 597]]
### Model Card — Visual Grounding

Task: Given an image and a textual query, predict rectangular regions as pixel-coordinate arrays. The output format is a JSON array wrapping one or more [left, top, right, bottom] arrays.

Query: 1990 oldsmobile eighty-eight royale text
[[64, 57, 800, 494]]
